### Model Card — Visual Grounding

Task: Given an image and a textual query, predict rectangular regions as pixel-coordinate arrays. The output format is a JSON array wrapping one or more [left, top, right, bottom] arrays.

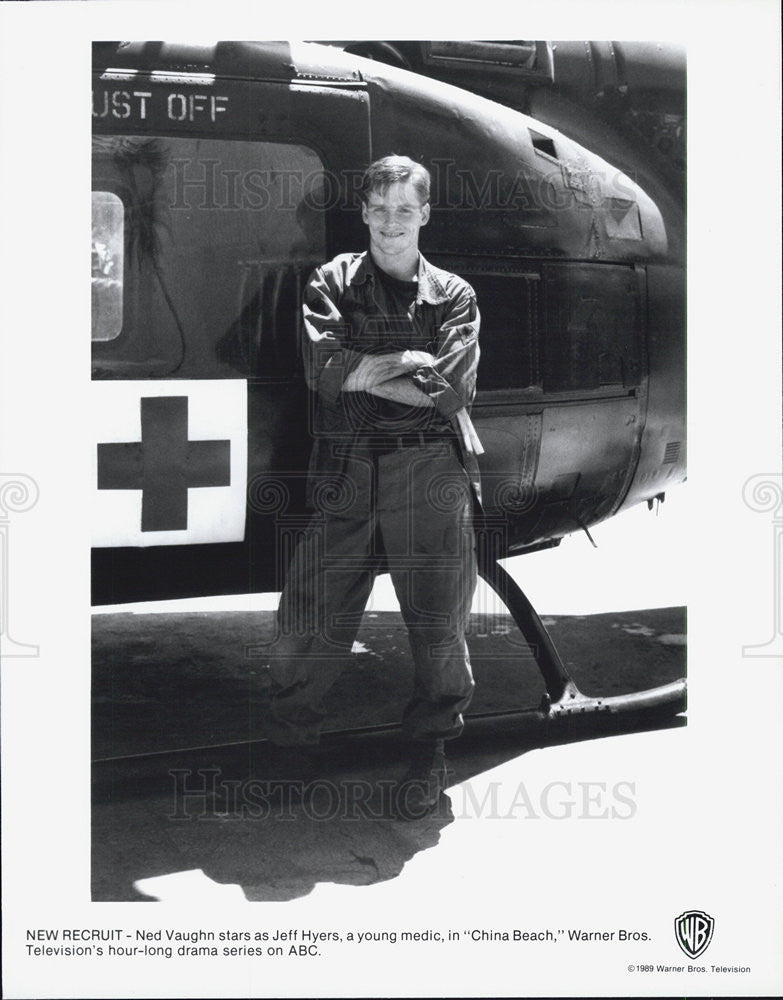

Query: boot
[[391, 739, 448, 821]]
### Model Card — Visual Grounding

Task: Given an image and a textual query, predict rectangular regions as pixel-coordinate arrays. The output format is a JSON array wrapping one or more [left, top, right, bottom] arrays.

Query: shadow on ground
[[92, 715, 686, 903], [93, 741, 457, 902], [92, 606, 686, 902]]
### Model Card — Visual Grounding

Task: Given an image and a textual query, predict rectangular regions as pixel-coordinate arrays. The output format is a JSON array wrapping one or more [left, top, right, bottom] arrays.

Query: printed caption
[[23, 926, 642, 961], [23, 925, 753, 977]]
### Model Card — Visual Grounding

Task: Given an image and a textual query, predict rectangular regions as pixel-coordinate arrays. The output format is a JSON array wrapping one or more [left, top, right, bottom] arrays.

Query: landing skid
[[476, 539, 687, 725]]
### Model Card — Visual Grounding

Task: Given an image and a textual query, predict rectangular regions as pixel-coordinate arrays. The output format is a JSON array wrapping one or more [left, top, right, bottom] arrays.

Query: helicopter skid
[[543, 678, 686, 721], [478, 551, 687, 727]]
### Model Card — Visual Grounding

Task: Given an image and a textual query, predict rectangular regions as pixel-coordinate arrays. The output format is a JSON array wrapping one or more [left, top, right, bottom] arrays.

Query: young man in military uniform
[[267, 155, 482, 819]]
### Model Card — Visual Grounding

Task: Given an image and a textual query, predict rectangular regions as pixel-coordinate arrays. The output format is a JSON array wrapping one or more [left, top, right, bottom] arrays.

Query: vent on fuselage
[[663, 441, 682, 464], [529, 129, 558, 159]]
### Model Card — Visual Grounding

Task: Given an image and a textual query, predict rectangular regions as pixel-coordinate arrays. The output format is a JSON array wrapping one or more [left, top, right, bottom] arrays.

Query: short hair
[[360, 155, 431, 205]]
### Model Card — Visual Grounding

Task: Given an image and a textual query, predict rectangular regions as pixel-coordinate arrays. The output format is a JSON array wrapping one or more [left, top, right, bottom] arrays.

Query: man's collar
[[350, 251, 450, 305]]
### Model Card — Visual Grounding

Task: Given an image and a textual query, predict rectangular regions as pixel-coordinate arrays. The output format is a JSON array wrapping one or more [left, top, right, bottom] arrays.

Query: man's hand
[[342, 350, 436, 392], [400, 349, 436, 369], [367, 376, 435, 407]]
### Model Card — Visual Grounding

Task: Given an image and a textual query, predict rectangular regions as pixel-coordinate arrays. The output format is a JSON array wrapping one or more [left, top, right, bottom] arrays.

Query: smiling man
[[266, 156, 482, 820], [363, 170, 429, 273]]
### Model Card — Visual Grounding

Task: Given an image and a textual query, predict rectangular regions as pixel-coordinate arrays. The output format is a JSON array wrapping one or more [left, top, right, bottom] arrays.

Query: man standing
[[267, 156, 482, 819]]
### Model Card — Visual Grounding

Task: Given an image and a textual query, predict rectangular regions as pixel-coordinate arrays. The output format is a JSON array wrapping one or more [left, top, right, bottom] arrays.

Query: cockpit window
[[91, 191, 124, 341], [91, 136, 327, 377]]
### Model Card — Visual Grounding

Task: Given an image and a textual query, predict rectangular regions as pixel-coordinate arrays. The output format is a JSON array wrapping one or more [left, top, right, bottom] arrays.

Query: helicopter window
[[91, 136, 326, 377], [542, 263, 641, 393], [469, 273, 541, 391], [425, 40, 540, 70], [91, 191, 124, 342]]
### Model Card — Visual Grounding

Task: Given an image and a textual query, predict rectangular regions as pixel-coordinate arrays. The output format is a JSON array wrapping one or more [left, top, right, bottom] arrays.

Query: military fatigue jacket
[[301, 250, 481, 506]]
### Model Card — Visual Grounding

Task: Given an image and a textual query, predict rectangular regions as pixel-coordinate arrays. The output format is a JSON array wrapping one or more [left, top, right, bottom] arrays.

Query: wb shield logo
[[674, 910, 715, 959]]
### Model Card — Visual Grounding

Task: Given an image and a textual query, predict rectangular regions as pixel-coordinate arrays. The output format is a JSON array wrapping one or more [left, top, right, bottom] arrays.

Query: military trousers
[[267, 438, 477, 746]]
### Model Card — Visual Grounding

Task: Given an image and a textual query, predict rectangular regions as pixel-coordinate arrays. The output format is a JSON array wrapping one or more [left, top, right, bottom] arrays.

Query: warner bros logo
[[674, 910, 715, 959]]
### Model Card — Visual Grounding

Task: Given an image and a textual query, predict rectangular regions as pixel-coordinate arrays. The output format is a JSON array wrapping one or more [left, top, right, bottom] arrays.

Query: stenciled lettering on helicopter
[[92, 89, 153, 120], [166, 92, 228, 123], [92, 88, 228, 123]]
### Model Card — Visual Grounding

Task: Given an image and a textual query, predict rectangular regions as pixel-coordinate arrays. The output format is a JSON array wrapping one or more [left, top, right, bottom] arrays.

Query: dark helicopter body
[[337, 40, 685, 208], [91, 40, 685, 606]]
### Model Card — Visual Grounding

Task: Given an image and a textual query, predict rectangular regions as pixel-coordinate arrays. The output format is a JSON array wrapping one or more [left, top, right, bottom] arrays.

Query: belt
[[365, 431, 454, 453]]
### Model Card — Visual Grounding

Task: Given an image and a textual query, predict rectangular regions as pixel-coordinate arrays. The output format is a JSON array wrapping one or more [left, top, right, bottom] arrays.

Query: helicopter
[[91, 40, 686, 728], [333, 40, 685, 209]]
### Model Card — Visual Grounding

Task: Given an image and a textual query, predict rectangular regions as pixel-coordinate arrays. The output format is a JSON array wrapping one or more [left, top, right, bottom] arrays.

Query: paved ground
[[92, 606, 685, 901]]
